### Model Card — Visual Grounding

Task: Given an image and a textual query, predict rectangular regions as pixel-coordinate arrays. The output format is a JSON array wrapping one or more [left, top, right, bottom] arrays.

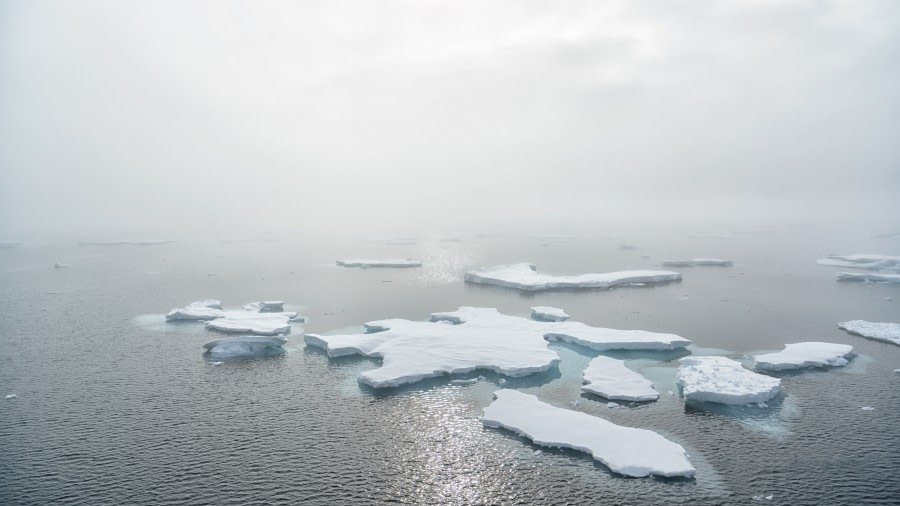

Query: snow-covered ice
[[837, 320, 900, 346], [336, 259, 422, 268], [202, 336, 288, 358], [835, 272, 900, 284], [754, 342, 854, 370], [165, 300, 301, 335], [465, 263, 681, 291], [677, 356, 781, 405], [530, 306, 570, 321], [304, 307, 690, 388], [165, 300, 224, 320], [581, 356, 659, 401], [662, 259, 733, 267], [817, 254, 900, 270], [860, 406, 875, 411], [481, 390, 695, 478]]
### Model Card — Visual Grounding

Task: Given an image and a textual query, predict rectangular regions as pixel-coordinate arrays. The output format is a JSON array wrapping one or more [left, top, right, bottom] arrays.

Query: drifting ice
[[166, 300, 301, 335], [754, 342, 854, 370], [530, 306, 570, 321], [481, 390, 695, 478], [336, 259, 422, 268], [464, 263, 681, 291], [203, 336, 288, 358], [817, 254, 900, 270], [582, 356, 658, 401], [835, 272, 900, 284], [677, 356, 781, 405], [662, 259, 733, 267], [304, 307, 690, 388], [837, 320, 900, 346]]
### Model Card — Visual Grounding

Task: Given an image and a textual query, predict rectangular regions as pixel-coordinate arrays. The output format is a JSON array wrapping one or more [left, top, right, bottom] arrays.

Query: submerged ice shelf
[[336, 259, 422, 268], [464, 263, 681, 291], [482, 390, 695, 478], [165, 300, 302, 336], [677, 356, 781, 405], [304, 307, 690, 388], [203, 336, 288, 358], [837, 320, 900, 346], [581, 356, 658, 401], [754, 342, 854, 371]]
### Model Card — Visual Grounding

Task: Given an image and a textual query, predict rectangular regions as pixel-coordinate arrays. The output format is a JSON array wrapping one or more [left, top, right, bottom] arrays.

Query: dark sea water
[[1, 227, 899, 505]]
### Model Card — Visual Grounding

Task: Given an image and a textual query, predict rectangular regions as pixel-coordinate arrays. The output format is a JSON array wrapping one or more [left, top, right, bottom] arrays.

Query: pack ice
[[835, 272, 900, 284], [304, 307, 690, 388], [754, 342, 854, 370], [677, 357, 781, 405], [817, 254, 900, 270], [482, 390, 695, 478], [837, 320, 900, 346], [581, 356, 658, 401], [203, 336, 288, 359], [464, 263, 681, 291], [165, 300, 302, 335], [662, 259, 733, 267], [530, 306, 569, 321], [336, 259, 422, 268]]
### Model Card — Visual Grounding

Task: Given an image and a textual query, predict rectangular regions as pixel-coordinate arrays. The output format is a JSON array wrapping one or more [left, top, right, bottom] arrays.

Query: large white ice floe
[[336, 259, 422, 268], [835, 272, 900, 283], [662, 259, 733, 267], [464, 263, 681, 291], [817, 254, 900, 271], [530, 306, 570, 321], [837, 320, 900, 346], [754, 342, 854, 371], [677, 356, 781, 405], [165, 300, 301, 335], [304, 307, 690, 388], [202, 336, 288, 358], [481, 390, 695, 478], [581, 356, 659, 401]]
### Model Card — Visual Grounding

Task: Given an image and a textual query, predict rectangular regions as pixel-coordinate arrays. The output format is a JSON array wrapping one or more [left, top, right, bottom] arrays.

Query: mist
[[1, 0, 898, 242]]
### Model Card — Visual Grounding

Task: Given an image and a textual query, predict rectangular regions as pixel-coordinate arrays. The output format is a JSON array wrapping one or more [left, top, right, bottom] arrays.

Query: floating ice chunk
[[530, 306, 570, 321], [498, 378, 508, 385], [860, 406, 875, 411], [336, 259, 422, 268], [165, 300, 224, 320], [837, 320, 900, 346], [5, 394, 16, 399], [481, 390, 695, 478], [835, 272, 900, 284], [304, 307, 690, 388], [662, 259, 733, 267], [464, 263, 681, 291], [606, 402, 620, 408], [817, 254, 900, 270], [165, 300, 301, 335], [202, 336, 287, 358], [754, 342, 854, 371], [582, 356, 659, 401], [54, 262, 69, 269], [677, 356, 781, 405]]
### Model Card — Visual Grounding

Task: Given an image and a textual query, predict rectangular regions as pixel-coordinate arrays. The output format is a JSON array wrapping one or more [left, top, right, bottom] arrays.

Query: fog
[[1, 0, 898, 242]]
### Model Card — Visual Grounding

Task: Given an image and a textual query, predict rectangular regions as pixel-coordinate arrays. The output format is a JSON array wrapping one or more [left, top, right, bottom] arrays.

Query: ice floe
[[530, 306, 570, 321], [837, 320, 900, 346], [835, 272, 900, 283], [336, 259, 422, 268], [481, 390, 695, 478], [754, 342, 854, 370], [817, 254, 900, 270], [662, 259, 733, 267], [582, 356, 659, 401], [202, 336, 288, 358], [304, 307, 690, 387], [165, 300, 301, 335], [677, 356, 781, 405], [464, 263, 681, 291]]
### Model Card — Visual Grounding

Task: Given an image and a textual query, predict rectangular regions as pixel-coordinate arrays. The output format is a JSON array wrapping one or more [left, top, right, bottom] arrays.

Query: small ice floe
[[166, 300, 302, 336], [202, 336, 288, 359], [835, 272, 900, 284], [5, 394, 16, 399], [581, 356, 658, 402], [208, 361, 224, 366], [464, 263, 681, 291], [482, 390, 695, 478], [860, 406, 875, 411], [606, 402, 620, 408], [569, 400, 580, 407], [754, 342, 854, 371], [837, 320, 900, 346], [304, 307, 690, 388], [336, 259, 422, 268], [677, 356, 781, 405], [662, 259, 733, 267], [530, 306, 570, 321], [817, 254, 900, 270], [53, 262, 69, 269], [751, 494, 774, 501]]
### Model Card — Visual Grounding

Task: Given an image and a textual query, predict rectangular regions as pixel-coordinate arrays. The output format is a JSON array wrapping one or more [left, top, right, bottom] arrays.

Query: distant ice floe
[[662, 259, 733, 267], [464, 263, 681, 291], [530, 306, 570, 321], [336, 259, 422, 268], [202, 336, 287, 359], [754, 342, 854, 371], [837, 320, 900, 346], [482, 389, 695, 478], [304, 307, 690, 388], [78, 240, 178, 246], [581, 356, 658, 401], [817, 254, 900, 271], [165, 300, 302, 336], [677, 356, 781, 405], [835, 272, 900, 284]]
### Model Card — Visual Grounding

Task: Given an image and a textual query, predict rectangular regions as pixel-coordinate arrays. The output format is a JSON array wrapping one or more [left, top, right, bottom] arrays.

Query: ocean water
[[1, 228, 898, 505]]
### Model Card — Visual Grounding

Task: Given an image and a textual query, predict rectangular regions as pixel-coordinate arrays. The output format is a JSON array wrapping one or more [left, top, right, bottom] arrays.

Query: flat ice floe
[[837, 320, 900, 346], [336, 259, 422, 268], [582, 356, 658, 401], [677, 356, 781, 405], [304, 307, 691, 387], [482, 390, 694, 478], [754, 342, 854, 370], [662, 259, 733, 267], [166, 300, 301, 335], [530, 306, 570, 321], [464, 263, 681, 291], [202, 336, 288, 358], [817, 254, 900, 270], [835, 272, 900, 283]]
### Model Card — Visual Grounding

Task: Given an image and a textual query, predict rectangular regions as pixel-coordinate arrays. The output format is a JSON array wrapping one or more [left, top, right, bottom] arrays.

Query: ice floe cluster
[[677, 356, 782, 405], [754, 342, 854, 370], [166, 300, 303, 336], [336, 259, 422, 268], [837, 320, 900, 346], [464, 263, 681, 291]]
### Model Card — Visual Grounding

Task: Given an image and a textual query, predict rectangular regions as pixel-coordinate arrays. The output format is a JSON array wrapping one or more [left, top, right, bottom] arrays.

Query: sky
[[1, 0, 898, 241]]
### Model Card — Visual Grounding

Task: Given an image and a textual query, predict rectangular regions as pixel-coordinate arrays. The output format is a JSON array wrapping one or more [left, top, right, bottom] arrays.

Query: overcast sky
[[1, 0, 898, 240]]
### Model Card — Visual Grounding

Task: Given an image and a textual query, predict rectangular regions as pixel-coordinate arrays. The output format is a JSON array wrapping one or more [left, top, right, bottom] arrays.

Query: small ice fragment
[[667, 390, 675, 396], [569, 400, 580, 407], [209, 361, 224, 366], [860, 406, 875, 411], [498, 378, 507, 385], [765, 496, 774, 501], [606, 402, 620, 408], [533, 450, 542, 455], [756, 402, 768, 408], [5, 394, 16, 399], [886, 297, 893, 301]]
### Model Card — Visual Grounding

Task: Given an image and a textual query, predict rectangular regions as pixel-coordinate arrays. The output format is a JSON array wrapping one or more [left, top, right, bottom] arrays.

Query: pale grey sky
[[1, 0, 898, 240]]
